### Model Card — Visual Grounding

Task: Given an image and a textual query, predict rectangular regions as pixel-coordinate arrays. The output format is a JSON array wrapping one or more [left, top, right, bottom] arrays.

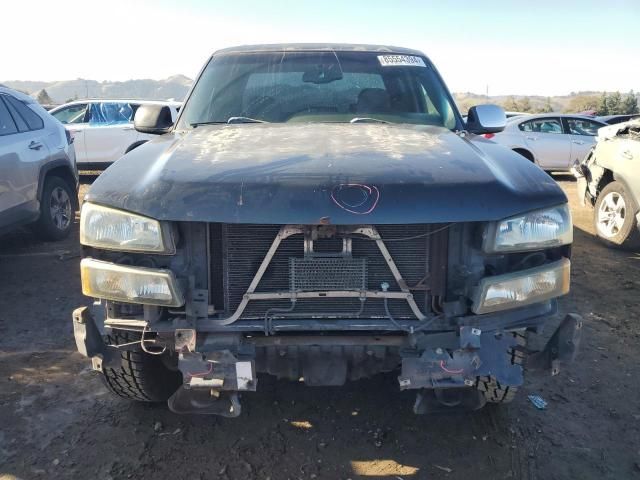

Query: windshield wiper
[[190, 121, 226, 127], [226, 116, 267, 124], [349, 117, 390, 124], [190, 117, 268, 128]]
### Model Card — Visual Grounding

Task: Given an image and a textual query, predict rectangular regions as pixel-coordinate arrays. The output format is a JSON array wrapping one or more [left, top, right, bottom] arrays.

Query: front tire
[[101, 330, 182, 402], [34, 176, 74, 241], [476, 330, 526, 404], [594, 181, 640, 249]]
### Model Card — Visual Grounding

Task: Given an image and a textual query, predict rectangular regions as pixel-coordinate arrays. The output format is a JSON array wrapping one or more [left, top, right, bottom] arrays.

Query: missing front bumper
[[72, 304, 583, 416]]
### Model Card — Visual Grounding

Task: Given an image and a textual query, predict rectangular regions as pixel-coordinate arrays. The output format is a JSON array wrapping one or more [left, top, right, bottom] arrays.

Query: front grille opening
[[209, 224, 446, 320]]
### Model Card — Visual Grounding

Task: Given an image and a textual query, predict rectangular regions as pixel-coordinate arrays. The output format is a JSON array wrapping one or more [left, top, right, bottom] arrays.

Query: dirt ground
[[1, 174, 639, 480]]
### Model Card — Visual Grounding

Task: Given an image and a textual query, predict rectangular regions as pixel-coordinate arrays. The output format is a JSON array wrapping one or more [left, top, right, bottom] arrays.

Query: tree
[[622, 90, 638, 114], [36, 89, 53, 105], [503, 96, 519, 111], [519, 97, 532, 112], [607, 91, 622, 115], [538, 97, 553, 113], [566, 94, 599, 113], [597, 92, 608, 115]]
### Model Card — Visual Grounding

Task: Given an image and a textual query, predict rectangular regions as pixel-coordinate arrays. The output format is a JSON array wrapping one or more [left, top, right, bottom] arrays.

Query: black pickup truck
[[73, 44, 581, 416]]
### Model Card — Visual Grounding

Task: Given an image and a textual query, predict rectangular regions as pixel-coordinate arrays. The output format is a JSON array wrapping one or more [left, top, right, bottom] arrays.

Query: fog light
[[472, 259, 570, 314], [81, 258, 183, 306]]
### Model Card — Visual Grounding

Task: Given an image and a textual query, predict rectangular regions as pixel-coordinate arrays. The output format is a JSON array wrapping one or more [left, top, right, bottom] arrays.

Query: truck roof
[[214, 43, 428, 58]]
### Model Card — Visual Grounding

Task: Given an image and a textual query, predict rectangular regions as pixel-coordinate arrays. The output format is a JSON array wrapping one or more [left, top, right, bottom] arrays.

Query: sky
[[1, 0, 639, 96]]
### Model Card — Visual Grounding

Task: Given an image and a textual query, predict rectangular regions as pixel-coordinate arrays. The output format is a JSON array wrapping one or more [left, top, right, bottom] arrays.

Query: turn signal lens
[[472, 259, 570, 314], [81, 258, 183, 306]]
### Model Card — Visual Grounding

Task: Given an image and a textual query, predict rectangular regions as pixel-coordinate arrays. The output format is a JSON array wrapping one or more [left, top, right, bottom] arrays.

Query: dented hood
[[596, 119, 640, 141], [86, 123, 566, 224]]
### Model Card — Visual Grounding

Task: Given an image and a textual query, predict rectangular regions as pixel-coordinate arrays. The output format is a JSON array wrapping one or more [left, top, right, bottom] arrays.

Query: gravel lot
[[1, 174, 639, 480]]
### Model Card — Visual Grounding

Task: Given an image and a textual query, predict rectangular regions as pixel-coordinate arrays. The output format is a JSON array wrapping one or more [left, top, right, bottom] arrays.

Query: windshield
[[178, 51, 460, 129]]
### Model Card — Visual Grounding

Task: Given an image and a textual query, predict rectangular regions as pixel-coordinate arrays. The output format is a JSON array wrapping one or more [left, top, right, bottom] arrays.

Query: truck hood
[[86, 123, 566, 224]]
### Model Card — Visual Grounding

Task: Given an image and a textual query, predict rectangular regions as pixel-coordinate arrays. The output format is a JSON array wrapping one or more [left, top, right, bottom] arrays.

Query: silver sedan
[[489, 114, 607, 171]]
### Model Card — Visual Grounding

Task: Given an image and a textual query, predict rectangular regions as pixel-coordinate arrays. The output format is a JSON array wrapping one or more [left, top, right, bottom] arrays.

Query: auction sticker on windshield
[[377, 55, 426, 67]]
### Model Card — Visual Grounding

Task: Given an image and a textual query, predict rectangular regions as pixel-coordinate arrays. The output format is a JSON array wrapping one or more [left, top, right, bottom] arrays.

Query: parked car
[[490, 114, 607, 171], [597, 114, 640, 125], [575, 119, 640, 248], [0, 86, 78, 240], [72, 44, 580, 418], [49, 100, 180, 169]]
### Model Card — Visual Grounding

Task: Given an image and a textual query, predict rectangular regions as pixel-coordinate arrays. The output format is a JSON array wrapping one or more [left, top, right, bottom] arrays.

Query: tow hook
[[168, 329, 256, 416], [527, 313, 583, 375]]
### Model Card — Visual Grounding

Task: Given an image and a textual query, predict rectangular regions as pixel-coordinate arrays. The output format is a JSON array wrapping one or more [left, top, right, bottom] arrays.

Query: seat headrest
[[355, 88, 391, 113]]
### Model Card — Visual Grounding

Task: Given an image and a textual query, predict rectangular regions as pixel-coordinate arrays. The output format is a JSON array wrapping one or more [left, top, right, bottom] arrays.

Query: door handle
[[28, 141, 43, 150], [526, 136, 537, 141], [622, 150, 633, 160], [572, 140, 585, 145], [121, 126, 134, 131]]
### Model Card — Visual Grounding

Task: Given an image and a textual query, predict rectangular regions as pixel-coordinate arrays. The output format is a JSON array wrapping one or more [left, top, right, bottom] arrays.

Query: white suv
[[0, 86, 78, 240], [49, 100, 180, 169]]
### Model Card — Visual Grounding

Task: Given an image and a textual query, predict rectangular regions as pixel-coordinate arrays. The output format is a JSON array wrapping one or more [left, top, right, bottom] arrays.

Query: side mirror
[[134, 105, 173, 134], [466, 104, 506, 134]]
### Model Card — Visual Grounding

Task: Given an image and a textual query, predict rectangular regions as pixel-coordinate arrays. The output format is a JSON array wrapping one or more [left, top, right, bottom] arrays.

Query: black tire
[[102, 330, 182, 402], [476, 330, 526, 404], [33, 176, 74, 241], [593, 181, 640, 249]]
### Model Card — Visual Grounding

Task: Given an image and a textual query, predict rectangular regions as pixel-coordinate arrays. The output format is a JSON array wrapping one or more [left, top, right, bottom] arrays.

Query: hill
[[454, 91, 638, 115], [1, 76, 193, 104]]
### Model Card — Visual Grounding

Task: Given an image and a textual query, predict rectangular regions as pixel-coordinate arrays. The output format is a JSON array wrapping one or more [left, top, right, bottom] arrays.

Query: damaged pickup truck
[[73, 44, 581, 416], [575, 119, 640, 249]]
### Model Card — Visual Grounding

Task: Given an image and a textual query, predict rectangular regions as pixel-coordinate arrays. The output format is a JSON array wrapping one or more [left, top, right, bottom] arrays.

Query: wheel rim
[[49, 186, 72, 231], [597, 191, 626, 238]]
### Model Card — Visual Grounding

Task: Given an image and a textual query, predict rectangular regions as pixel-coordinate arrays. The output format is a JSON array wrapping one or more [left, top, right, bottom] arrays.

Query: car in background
[[575, 119, 640, 248], [49, 100, 180, 169], [0, 86, 78, 240], [597, 114, 640, 125], [489, 114, 607, 171]]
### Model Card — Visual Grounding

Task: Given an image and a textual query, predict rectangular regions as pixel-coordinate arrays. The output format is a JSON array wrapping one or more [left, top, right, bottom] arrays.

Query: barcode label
[[378, 55, 426, 67]]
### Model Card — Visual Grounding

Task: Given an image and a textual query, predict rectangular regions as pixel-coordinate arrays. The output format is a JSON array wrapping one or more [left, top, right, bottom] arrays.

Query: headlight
[[472, 258, 570, 314], [484, 204, 572, 253], [81, 258, 184, 306], [80, 203, 175, 253]]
